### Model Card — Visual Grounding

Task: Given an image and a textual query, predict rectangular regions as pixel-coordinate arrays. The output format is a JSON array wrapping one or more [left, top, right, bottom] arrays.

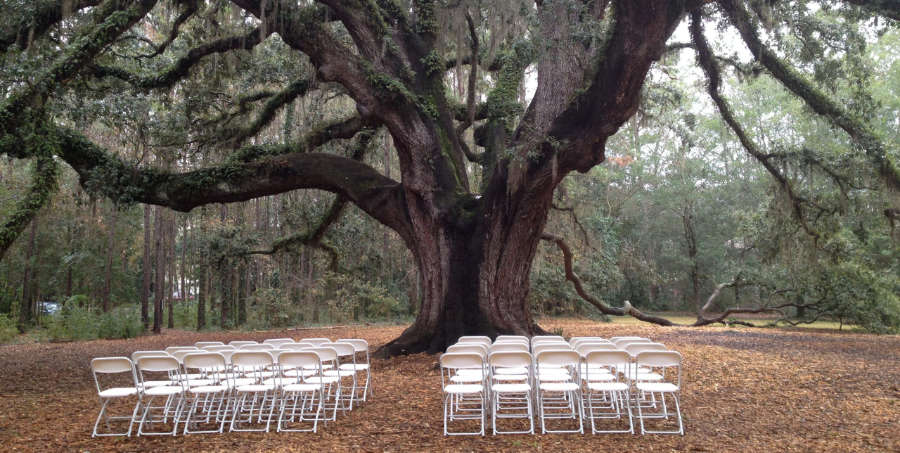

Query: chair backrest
[[231, 351, 275, 368], [170, 349, 198, 363], [535, 350, 580, 368], [635, 351, 681, 368], [488, 351, 531, 369], [278, 351, 321, 371], [489, 343, 529, 353], [570, 337, 610, 347], [531, 340, 570, 350], [165, 346, 199, 354], [612, 339, 653, 348], [91, 357, 137, 395], [204, 345, 235, 352], [183, 352, 226, 371], [457, 337, 491, 346], [280, 343, 313, 351], [610, 336, 648, 341], [493, 338, 529, 346], [299, 338, 330, 345], [137, 355, 181, 373], [92, 356, 134, 374], [624, 343, 668, 357], [446, 343, 488, 357], [440, 352, 484, 369], [336, 339, 369, 354], [531, 335, 564, 344], [309, 347, 338, 366], [239, 343, 275, 351], [495, 335, 528, 341], [321, 342, 355, 358], [228, 340, 258, 348], [194, 341, 225, 348], [585, 350, 632, 379], [131, 350, 169, 362], [532, 343, 573, 356], [576, 343, 619, 357], [263, 338, 294, 346]]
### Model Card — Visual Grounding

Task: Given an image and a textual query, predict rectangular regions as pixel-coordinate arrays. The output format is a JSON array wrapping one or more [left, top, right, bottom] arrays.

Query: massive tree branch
[[0, 0, 159, 137], [0, 151, 59, 260], [0, 0, 102, 53], [90, 25, 273, 90], [215, 78, 312, 147], [690, 10, 819, 239], [137, 0, 199, 59], [719, 0, 900, 190], [52, 125, 414, 244]]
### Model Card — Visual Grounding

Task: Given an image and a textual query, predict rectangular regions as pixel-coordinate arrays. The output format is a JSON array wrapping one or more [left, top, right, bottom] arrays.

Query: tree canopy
[[0, 0, 897, 352]]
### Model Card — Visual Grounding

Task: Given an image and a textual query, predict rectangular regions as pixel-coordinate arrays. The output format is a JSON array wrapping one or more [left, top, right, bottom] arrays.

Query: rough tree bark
[[141, 204, 151, 330]]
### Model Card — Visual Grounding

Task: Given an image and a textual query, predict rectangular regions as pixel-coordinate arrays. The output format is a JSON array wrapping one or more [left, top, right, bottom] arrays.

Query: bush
[[46, 303, 143, 341], [0, 314, 18, 343]]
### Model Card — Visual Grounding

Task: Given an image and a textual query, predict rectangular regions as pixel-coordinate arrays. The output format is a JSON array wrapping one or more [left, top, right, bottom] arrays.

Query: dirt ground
[[0, 319, 897, 452]]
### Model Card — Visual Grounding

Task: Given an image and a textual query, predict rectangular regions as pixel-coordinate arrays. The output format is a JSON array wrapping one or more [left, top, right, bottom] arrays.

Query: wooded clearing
[[1, 320, 897, 452]]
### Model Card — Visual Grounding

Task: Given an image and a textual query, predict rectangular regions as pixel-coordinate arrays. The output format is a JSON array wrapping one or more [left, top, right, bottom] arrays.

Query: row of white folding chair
[[92, 346, 365, 437]]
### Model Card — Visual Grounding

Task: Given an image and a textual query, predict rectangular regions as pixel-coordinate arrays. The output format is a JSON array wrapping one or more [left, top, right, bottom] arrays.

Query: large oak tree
[[1, 0, 897, 354]]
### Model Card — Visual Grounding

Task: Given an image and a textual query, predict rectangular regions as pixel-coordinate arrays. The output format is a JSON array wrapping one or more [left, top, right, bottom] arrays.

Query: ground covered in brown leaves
[[0, 319, 897, 452]]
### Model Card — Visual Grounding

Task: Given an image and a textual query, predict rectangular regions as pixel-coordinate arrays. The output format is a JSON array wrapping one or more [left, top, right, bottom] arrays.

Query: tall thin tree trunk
[[141, 204, 151, 330], [167, 211, 175, 329], [18, 218, 38, 330], [197, 264, 207, 330], [152, 206, 165, 334], [102, 204, 117, 312]]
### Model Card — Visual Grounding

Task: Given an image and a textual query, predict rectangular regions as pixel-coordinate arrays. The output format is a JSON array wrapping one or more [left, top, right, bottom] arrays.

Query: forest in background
[[0, 1, 897, 343]]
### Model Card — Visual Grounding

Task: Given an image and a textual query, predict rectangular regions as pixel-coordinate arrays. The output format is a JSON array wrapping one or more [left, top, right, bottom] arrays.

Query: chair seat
[[304, 376, 340, 384], [141, 380, 175, 388], [633, 372, 663, 381], [189, 384, 228, 394], [450, 374, 484, 383], [444, 384, 483, 394], [236, 383, 275, 392], [635, 382, 678, 393], [228, 377, 257, 387], [145, 385, 183, 396], [186, 379, 217, 387], [491, 383, 530, 393], [283, 383, 322, 392], [537, 373, 571, 382], [339, 363, 369, 371], [587, 381, 628, 392], [582, 373, 616, 382], [323, 369, 356, 377], [495, 367, 529, 375], [99, 387, 138, 398], [539, 382, 579, 392], [284, 368, 320, 378], [455, 369, 485, 377]]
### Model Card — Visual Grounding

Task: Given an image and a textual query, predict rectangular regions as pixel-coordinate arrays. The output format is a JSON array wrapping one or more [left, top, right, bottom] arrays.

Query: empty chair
[[457, 336, 491, 347], [633, 351, 683, 435], [228, 340, 258, 348], [488, 351, 534, 435], [531, 335, 564, 345], [303, 347, 342, 422], [229, 351, 277, 432], [535, 350, 583, 434], [583, 351, 633, 434], [90, 357, 141, 437], [337, 339, 372, 402], [321, 342, 360, 411], [489, 343, 529, 353], [181, 352, 229, 434], [165, 346, 199, 355], [194, 341, 224, 348], [278, 351, 327, 432], [281, 343, 313, 351], [440, 352, 487, 436], [298, 338, 330, 346], [495, 335, 528, 341], [203, 345, 235, 353], [136, 356, 185, 436]]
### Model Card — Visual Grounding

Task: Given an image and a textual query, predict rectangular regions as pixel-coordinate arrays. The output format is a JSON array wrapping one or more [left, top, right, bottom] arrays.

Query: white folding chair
[[303, 347, 342, 422], [181, 352, 229, 434], [263, 338, 295, 347], [278, 351, 327, 432], [337, 339, 372, 402], [321, 342, 359, 411], [490, 342, 529, 353], [298, 337, 331, 346], [229, 351, 278, 432], [91, 357, 141, 437], [488, 351, 534, 435], [440, 352, 486, 436], [228, 340, 258, 348], [136, 356, 185, 436], [239, 343, 275, 351], [583, 350, 633, 434], [535, 350, 583, 434], [165, 346, 199, 355], [634, 351, 683, 435]]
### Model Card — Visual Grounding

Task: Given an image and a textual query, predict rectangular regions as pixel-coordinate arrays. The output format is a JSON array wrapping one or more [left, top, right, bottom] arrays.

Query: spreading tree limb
[[719, 0, 900, 190], [0, 149, 59, 259], [0, 0, 102, 53]]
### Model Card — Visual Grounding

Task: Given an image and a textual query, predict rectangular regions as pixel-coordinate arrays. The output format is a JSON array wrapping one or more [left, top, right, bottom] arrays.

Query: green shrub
[[97, 305, 143, 339], [0, 314, 18, 343], [46, 303, 144, 341]]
